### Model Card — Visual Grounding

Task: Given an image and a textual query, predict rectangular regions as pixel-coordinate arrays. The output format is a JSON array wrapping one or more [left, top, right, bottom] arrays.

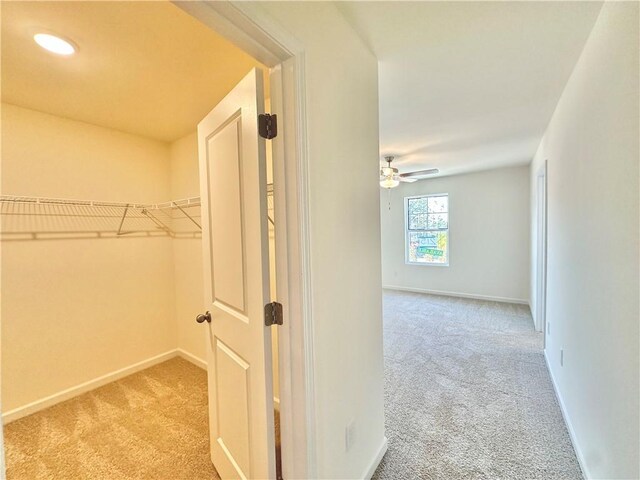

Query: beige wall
[[1, 104, 280, 419], [529, 3, 639, 478], [1, 104, 176, 412], [249, 3, 385, 478], [381, 166, 530, 303], [169, 132, 205, 363]]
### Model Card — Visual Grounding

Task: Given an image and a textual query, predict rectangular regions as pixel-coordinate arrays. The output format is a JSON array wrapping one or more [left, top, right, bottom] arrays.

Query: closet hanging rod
[[0, 195, 202, 210]]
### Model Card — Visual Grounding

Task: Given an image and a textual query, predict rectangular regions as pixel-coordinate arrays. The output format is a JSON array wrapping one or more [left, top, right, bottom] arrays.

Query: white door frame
[[172, 3, 315, 479], [535, 162, 548, 342]]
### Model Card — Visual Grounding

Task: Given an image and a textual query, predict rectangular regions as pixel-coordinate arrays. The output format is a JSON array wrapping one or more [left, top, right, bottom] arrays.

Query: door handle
[[196, 311, 212, 324]]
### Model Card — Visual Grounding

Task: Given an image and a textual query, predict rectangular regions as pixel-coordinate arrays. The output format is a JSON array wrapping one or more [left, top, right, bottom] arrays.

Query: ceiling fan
[[379, 155, 438, 189]]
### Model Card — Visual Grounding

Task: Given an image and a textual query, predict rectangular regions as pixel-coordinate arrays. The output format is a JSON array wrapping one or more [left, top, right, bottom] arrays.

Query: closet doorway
[[0, 2, 307, 479], [196, 67, 279, 479]]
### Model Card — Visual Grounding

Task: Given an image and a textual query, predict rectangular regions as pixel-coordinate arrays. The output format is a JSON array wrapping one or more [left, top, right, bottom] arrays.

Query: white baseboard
[[544, 350, 590, 479], [383, 285, 529, 305], [176, 348, 207, 370], [362, 436, 388, 479], [2, 349, 178, 424]]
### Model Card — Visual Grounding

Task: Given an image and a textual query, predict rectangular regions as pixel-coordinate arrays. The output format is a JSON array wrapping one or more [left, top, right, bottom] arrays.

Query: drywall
[[381, 166, 530, 303], [529, 3, 639, 478], [169, 132, 206, 364], [248, 3, 386, 478], [0, 103, 175, 413]]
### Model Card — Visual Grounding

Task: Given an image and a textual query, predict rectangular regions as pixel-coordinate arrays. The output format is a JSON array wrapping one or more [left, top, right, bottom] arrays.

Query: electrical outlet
[[560, 348, 564, 367], [345, 419, 356, 452], [547, 322, 550, 335]]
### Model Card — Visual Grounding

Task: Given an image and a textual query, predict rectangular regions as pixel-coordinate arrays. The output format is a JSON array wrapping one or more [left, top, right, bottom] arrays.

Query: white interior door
[[197, 68, 275, 480]]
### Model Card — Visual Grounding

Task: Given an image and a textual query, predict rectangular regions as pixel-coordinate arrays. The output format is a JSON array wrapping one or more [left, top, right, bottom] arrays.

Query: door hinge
[[258, 113, 277, 140], [264, 301, 283, 326]]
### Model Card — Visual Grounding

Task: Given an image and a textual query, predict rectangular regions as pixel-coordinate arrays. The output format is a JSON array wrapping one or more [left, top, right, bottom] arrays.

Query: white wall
[[248, 3, 386, 478], [381, 166, 530, 303], [1, 103, 176, 413], [529, 3, 639, 478], [169, 132, 205, 364]]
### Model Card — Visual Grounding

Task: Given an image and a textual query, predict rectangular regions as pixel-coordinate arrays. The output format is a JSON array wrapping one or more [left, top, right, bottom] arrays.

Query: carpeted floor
[[373, 290, 582, 480], [4, 292, 581, 480], [4, 357, 219, 480]]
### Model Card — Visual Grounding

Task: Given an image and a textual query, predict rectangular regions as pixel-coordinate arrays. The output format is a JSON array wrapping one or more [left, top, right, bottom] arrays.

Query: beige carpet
[[4, 357, 219, 480], [373, 290, 582, 479]]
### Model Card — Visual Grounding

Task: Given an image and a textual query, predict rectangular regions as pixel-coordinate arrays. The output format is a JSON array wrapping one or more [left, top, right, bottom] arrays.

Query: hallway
[[374, 290, 581, 479]]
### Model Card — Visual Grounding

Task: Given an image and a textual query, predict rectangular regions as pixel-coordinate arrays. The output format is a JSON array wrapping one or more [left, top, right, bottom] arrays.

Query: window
[[406, 194, 449, 265]]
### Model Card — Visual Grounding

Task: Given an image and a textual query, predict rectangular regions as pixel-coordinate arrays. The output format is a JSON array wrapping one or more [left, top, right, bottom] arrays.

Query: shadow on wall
[[0, 198, 202, 242]]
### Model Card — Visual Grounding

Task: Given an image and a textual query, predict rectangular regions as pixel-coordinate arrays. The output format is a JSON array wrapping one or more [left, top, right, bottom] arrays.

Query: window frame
[[404, 193, 450, 267]]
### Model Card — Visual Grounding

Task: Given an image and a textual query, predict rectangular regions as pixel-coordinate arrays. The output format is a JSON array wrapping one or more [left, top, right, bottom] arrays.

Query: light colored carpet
[[4, 357, 220, 480], [4, 293, 580, 480], [373, 290, 582, 480]]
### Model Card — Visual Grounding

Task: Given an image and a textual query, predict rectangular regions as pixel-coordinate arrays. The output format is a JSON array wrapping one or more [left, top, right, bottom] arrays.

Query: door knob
[[196, 311, 212, 324]]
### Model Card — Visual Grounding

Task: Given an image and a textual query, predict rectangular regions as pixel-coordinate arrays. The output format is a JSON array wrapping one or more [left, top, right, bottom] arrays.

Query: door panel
[[214, 338, 251, 475], [198, 68, 275, 480], [208, 115, 246, 314]]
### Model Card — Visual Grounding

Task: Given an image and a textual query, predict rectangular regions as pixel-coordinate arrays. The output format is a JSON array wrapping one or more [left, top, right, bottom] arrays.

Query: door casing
[[536, 162, 548, 344], [172, 3, 315, 479]]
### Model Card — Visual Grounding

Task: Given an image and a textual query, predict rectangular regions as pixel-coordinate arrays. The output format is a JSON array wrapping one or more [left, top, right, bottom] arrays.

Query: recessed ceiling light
[[33, 33, 76, 56]]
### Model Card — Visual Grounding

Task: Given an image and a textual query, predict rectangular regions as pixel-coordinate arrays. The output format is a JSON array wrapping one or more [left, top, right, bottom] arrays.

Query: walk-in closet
[[1, 2, 280, 478]]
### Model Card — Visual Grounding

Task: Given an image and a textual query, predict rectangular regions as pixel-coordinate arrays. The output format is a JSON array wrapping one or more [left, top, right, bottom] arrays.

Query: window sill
[[405, 261, 449, 267]]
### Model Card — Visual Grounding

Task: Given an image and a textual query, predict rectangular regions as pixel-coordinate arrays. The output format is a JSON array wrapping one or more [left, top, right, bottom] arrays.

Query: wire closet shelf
[[0, 195, 202, 240], [1, 185, 274, 241]]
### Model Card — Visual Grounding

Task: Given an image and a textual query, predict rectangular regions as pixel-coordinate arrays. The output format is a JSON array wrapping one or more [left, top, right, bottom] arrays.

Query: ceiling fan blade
[[398, 177, 417, 183], [399, 168, 439, 179]]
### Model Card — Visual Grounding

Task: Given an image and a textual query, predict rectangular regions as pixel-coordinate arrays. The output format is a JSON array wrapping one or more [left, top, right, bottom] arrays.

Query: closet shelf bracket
[[172, 201, 201, 229], [117, 205, 131, 236]]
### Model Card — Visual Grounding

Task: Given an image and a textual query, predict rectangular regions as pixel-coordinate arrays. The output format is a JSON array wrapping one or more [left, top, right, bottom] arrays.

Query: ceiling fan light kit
[[379, 155, 439, 189], [380, 176, 400, 189]]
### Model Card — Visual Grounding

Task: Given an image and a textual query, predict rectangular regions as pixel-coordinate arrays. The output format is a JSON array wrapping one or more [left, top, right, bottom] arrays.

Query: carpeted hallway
[[4, 357, 220, 480], [373, 290, 582, 479]]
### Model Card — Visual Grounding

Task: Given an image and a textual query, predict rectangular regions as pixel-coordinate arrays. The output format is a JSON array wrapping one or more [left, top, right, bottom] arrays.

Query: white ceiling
[[338, 1, 603, 177], [1, 1, 266, 143]]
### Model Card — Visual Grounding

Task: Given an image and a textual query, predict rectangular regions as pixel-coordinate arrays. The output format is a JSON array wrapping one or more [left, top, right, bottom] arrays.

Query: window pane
[[407, 231, 448, 264], [428, 196, 448, 213], [427, 213, 448, 229], [408, 197, 428, 215], [408, 213, 428, 230]]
